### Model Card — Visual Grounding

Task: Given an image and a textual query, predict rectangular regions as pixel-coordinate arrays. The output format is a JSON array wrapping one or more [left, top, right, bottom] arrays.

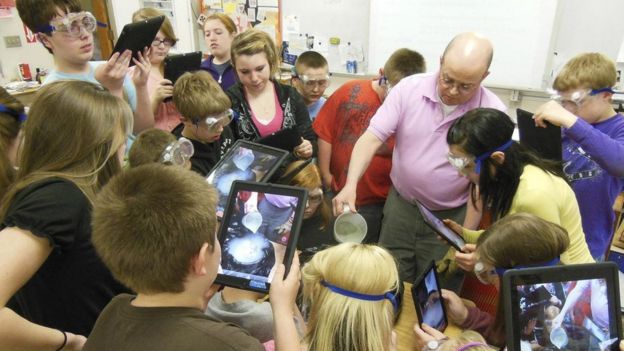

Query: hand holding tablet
[[415, 201, 466, 252]]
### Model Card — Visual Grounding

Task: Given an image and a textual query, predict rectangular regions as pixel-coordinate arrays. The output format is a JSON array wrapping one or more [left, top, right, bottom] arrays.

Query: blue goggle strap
[[0, 104, 26, 122], [320, 280, 399, 311], [475, 140, 514, 174]]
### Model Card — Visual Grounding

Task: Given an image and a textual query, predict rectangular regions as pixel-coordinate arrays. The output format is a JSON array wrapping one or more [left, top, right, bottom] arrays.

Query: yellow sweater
[[464, 165, 594, 264]]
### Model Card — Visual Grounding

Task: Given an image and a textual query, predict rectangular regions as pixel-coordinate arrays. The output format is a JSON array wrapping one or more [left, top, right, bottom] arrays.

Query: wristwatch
[[422, 339, 445, 351]]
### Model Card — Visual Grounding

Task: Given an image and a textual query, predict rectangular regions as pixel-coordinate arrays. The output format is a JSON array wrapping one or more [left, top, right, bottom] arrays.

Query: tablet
[[256, 128, 301, 152], [206, 140, 288, 217], [215, 181, 307, 293], [415, 200, 466, 251], [164, 51, 202, 85], [516, 108, 562, 162], [112, 16, 164, 66], [503, 262, 621, 351], [412, 260, 447, 331]]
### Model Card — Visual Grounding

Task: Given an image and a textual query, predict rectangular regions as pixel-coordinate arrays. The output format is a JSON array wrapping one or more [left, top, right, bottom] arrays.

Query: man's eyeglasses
[[39, 11, 105, 37], [152, 38, 176, 48], [550, 87, 614, 111], [439, 73, 477, 95]]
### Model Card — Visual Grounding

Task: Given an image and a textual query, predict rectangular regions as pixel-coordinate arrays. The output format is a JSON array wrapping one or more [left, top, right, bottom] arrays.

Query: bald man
[[333, 33, 506, 284]]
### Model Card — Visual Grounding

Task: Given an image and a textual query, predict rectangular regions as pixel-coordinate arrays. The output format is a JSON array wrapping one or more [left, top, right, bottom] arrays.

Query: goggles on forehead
[[299, 74, 330, 88], [320, 279, 399, 311], [199, 109, 233, 131], [160, 137, 194, 166], [550, 87, 615, 109], [38, 11, 106, 37]]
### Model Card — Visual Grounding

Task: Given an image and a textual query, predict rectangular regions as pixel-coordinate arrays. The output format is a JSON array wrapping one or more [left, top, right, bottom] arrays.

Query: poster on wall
[[202, 0, 280, 44]]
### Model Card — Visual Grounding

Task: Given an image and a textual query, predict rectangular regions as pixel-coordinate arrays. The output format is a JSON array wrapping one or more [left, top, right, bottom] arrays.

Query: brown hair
[[203, 12, 237, 35], [231, 29, 280, 77], [0, 88, 25, 197], [128, 128, 177, 168], [383, 48, 426, 86], [553, 52, 617, 92], [294, 51, 329, 75], [132, 7, 178, 44], [92, 164, 218, 294], [16, 0, 82, 53], [173, 71, 231, 121], [283, 160, 331, 229], [0, 81, 130, 218]]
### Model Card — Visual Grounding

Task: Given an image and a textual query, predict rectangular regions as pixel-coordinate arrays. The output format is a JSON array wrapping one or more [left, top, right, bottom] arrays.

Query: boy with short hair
[[535, 52, 624, 260], [16, 0, 154, 133], [313, 48, 425, 243], [86, 164, 264, 351], [172, 70, 235, 176], [291, 51, 330, 120]]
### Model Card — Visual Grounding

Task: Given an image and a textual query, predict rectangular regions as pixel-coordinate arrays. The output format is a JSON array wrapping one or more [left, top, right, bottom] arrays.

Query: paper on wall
[[258, 0, 278, 7], [283, 15, 300, 38]]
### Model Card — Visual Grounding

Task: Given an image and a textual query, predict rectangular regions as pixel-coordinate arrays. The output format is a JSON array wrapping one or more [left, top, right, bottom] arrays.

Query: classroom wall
[[0, 7, 55, 84]]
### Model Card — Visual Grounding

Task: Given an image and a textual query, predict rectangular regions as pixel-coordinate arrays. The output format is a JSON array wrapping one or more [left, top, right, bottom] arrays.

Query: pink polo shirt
[[368, 72, 506, 210]]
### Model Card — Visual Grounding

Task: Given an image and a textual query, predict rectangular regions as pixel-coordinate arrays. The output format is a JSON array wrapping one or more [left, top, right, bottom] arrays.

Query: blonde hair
[[204, 12, 237, 35], [283, 160, 331, 229], [438, 331, 493, 351], [173, 70, 231, 120], [0, 81, 131, 218], [553, 52, 617, 91], [231, 29, 280, 77], [302, 243, 400, 351], [132, 7, 178, 43], [92, 164, 218, 294], [0, 87, 24, 197]]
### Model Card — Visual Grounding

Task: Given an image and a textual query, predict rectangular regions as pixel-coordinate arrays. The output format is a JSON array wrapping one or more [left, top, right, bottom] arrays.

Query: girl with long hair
[[0, 87, 25, 197]]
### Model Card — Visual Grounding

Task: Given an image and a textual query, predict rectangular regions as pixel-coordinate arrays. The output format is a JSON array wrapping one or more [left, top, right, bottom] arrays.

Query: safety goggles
[[474, 140, 513, 174], [39, 12, 106, 37], [550, 87, 614, 111], [447, 153, 474, 174], [307, 189, 324, 206], [474, 257, 560, 285], [320, 279, 399, 311], [160, 137, 194, 166], [299, 74, 330, 89], [199, 109, 233, 132]]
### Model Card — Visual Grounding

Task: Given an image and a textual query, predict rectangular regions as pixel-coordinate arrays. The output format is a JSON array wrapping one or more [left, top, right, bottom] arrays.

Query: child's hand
[[64, 332, 87, 351], [454, 244, 477, 272], [293, 138, 313, 159], [440, 289, 469, 325], [153, 79, 174, 103], [95, 50, 132, 98], [413, 323, 447, 351], [269, 254, 300, 312], [131, 48, 151, 88], [533, 100, 578, 129]]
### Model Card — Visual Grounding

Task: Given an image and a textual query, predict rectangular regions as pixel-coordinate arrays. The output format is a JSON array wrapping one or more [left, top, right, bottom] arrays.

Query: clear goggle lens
[[50, 12, 97, 37], [474, 261, 497, 285], [160, 137, 194, 166], [300, 74, 330, 88], [204, 109, 233, 131], [447, 154, 472, 171]]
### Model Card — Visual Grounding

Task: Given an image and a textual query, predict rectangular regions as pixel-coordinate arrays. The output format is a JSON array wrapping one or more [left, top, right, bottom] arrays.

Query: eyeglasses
[[299, 74, 330, 89], [40, 12, 103, 37], [152, 38, 176, 48], [439, 73, 477, 95], [447, 153, 473, 174], [550, 87, 614, 111], [378, 75, 393, 94], [160, 137, 194, 166], [204, 109, 233, 132]]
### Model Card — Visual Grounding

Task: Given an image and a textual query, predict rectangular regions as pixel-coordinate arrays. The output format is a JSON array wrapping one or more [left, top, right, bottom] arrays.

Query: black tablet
[[516, 108, 562, 162], [215, 181, 307, 293], [164, 51, 202, 85], [503, 262, 621, 351], [256, 128, 301, 152], [112, 16, 164, 66], [412, 260, 447, 331], [206, 140, 288, 217], [415, 200, 466, 251]]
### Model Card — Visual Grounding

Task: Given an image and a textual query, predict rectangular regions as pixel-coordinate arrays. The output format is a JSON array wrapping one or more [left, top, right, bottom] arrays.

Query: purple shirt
[[368, 72, 506, 210], [264, 194, 298, 208]]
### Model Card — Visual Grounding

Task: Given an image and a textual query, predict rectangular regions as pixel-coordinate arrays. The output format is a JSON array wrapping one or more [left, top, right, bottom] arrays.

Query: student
[[172, 70, 235, 176], [16, 0, 154, 134], [0, 87, 25, 197], [128, 128, 193, 169], [0, 81, 132, 350], [291, 51, 330, 120], [445, 107, 594, 266], [443, 213, 569, 347], [332, 33, 506, 283], [228, 29, 316, 160], [85, 164, 263, 351], [200, 13, 238, 91], [534, 52, 624, 261], [131, 7, 183, 132], [314, 48, 425, 244], [271, 243, 401, 351]]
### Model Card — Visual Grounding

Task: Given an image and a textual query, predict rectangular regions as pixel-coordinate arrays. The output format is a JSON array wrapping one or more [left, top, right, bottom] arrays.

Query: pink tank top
[[250, 89, 284, 137]]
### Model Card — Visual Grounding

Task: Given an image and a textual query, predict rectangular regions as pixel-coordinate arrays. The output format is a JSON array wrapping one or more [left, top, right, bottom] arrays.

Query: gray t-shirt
[[212, 61, 231, 78]]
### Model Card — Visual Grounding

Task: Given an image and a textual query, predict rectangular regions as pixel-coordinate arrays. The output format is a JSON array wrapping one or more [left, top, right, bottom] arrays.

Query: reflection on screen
[[416, 202, 465, 249], [219, 191, 298, 284], [516, 279, 616, 350], [206, 146, 280, 216], [416, 268, 445, 330]]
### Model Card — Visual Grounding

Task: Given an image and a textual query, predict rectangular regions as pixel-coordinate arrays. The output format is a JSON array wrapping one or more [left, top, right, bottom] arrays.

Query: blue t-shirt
[[307, 96, 326, 121], [44, 61, 137, 111]]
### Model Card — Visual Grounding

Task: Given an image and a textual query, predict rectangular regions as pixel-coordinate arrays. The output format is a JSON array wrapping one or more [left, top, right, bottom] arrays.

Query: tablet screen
[[415, 201, 466, 251], [216, 181, 306, 292], [413, 261, 447, 331]]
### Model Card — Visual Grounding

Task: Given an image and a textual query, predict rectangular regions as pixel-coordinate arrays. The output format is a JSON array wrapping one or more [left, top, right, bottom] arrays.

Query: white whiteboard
[[368, 0, 560, 90]]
